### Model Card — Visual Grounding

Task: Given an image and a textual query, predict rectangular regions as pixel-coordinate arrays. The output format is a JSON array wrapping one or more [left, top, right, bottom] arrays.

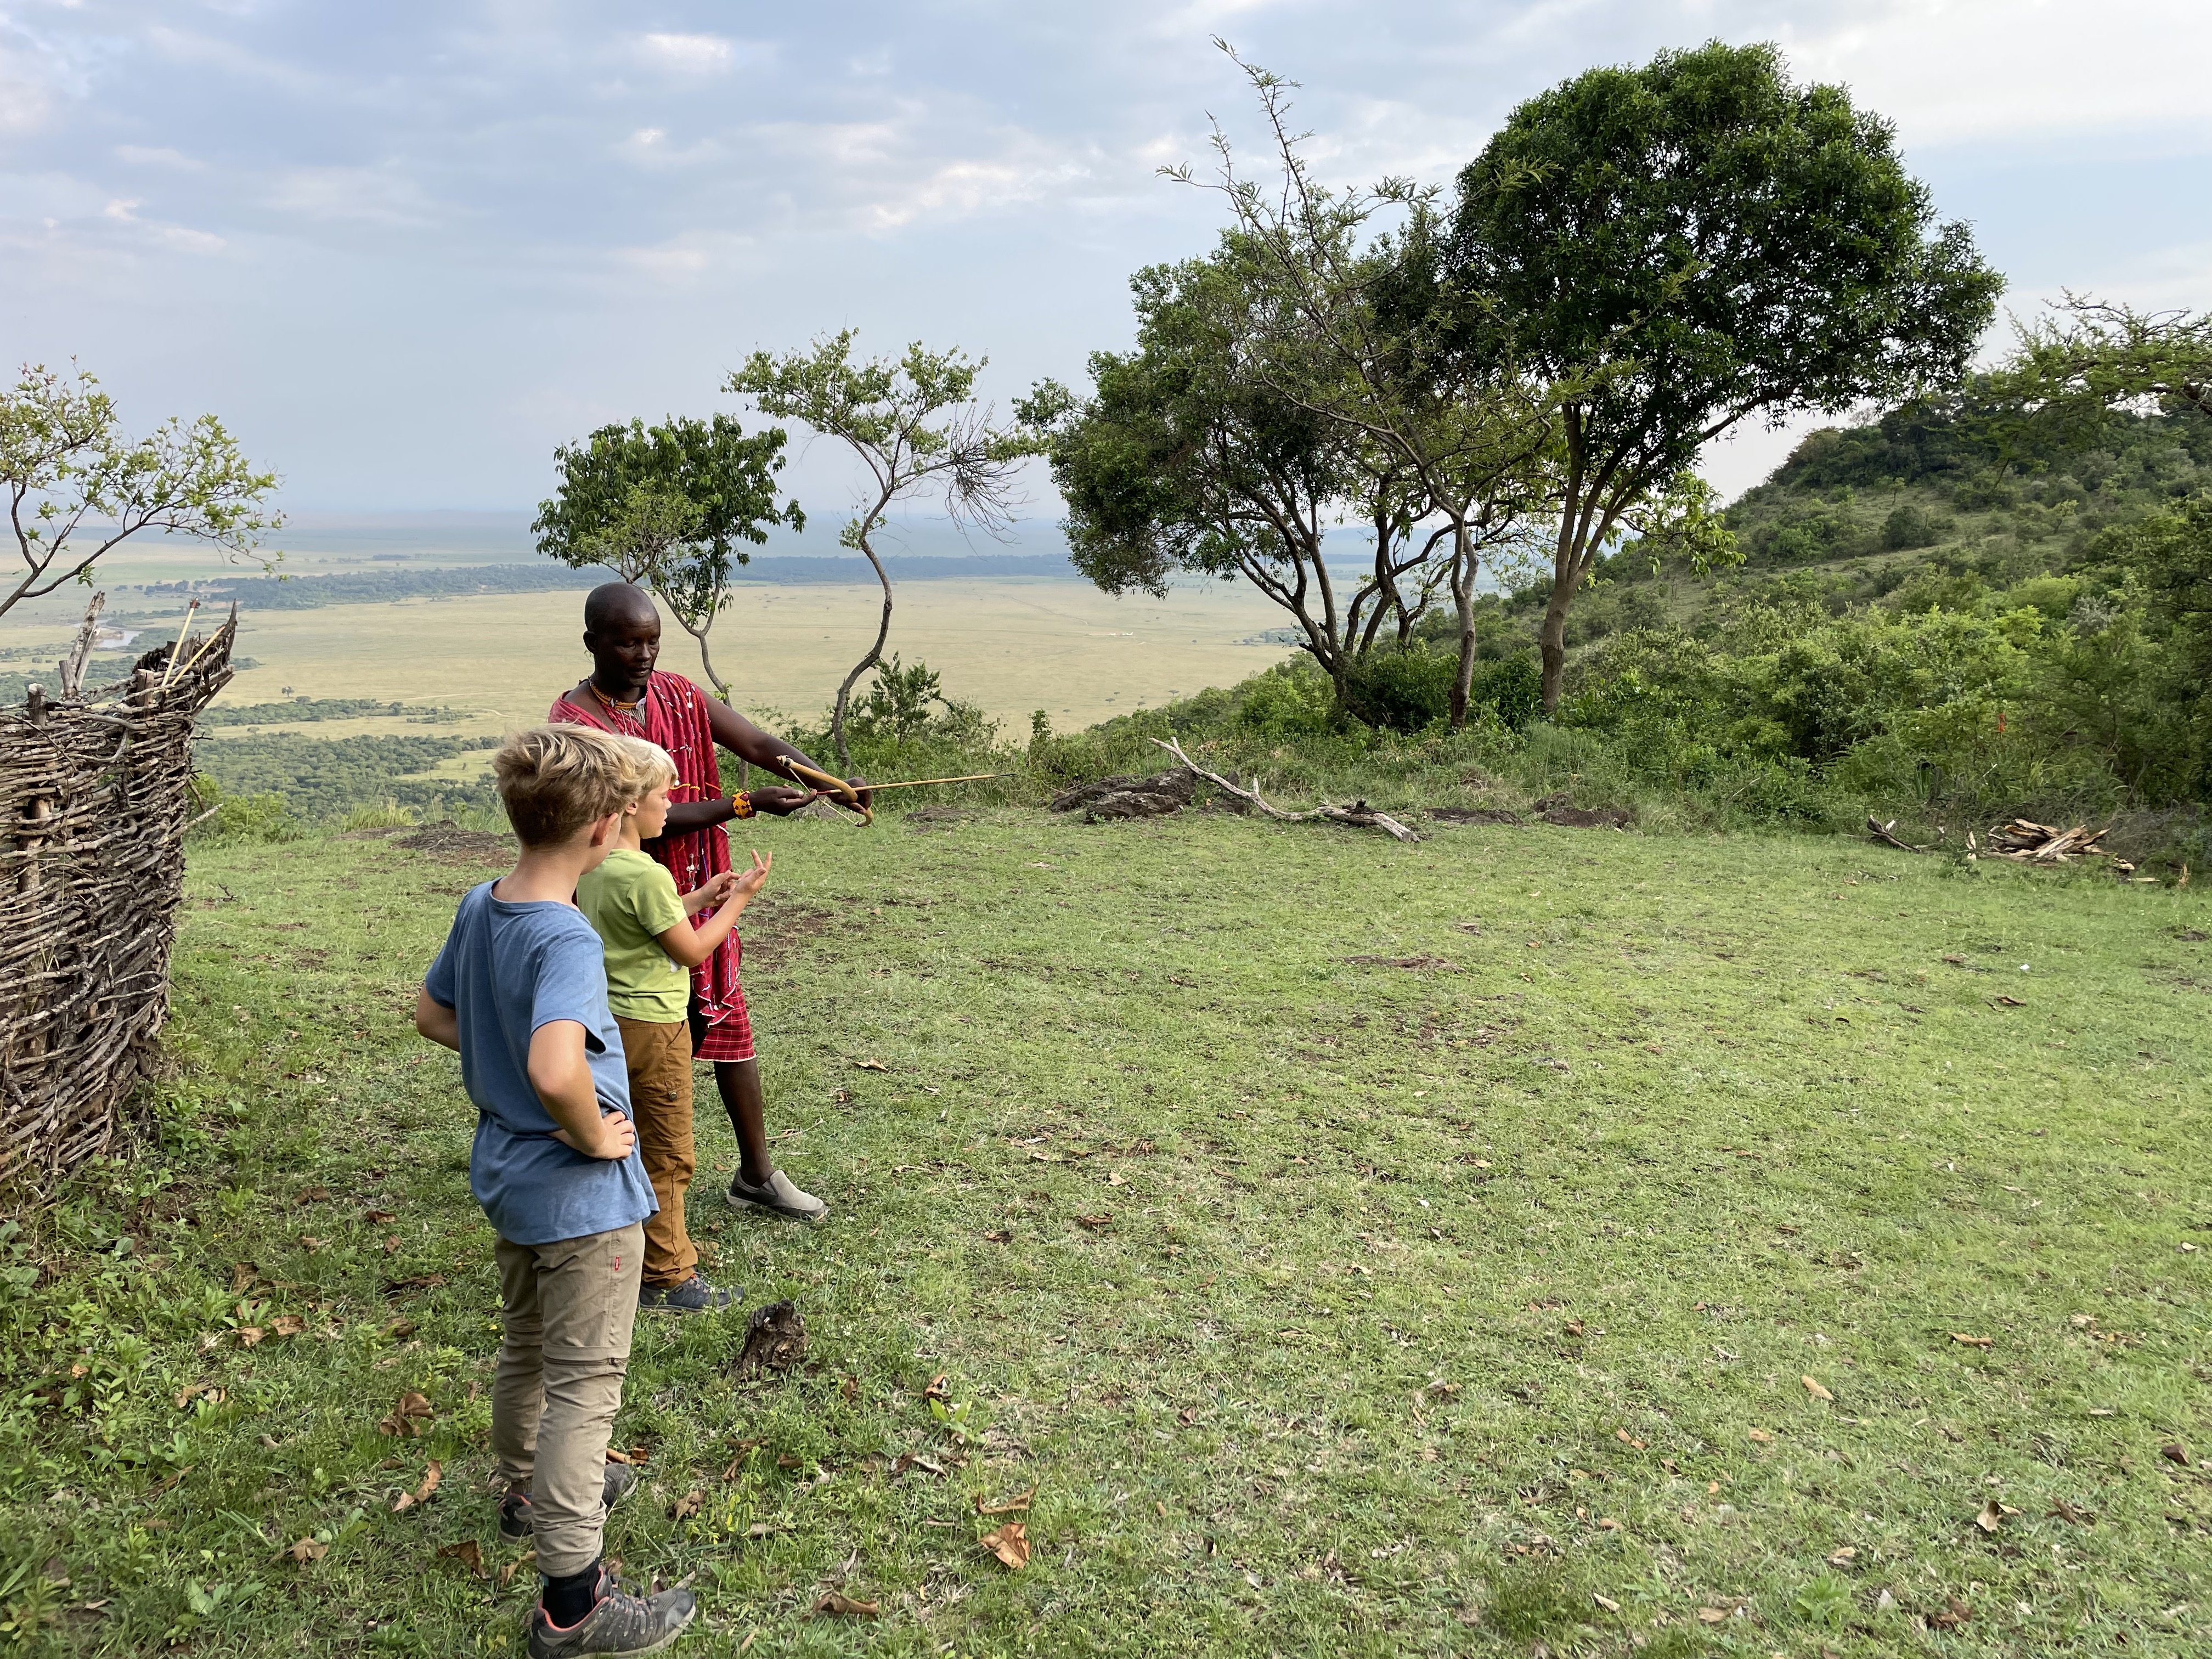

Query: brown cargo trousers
[[614, 1015, 698, 1289], [491, 1220, 645, 1578]]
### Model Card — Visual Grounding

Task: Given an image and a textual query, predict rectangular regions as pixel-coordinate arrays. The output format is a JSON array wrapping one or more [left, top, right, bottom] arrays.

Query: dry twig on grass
[[1866, 815, 1929, 853], [1148, 736, 1420, 843]]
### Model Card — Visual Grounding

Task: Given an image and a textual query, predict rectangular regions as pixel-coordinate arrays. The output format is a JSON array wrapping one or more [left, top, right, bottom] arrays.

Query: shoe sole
[[531, 1604, 695, 1659], [637, 1298, 733, 1314], [725, 1188, 828, 1224]]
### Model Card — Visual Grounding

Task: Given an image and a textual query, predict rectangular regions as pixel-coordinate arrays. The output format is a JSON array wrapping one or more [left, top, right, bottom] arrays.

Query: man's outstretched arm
[[658, 699, 868, 830]]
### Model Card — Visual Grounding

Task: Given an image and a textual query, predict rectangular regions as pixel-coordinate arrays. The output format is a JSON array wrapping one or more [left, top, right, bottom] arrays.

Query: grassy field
[[4, 814, 2209, 1656], [0, 578, 1290, 744]]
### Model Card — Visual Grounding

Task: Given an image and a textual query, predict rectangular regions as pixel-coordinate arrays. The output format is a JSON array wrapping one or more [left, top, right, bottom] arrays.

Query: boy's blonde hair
[[493, 725, 636, 848], [607, 733, 678, 801]]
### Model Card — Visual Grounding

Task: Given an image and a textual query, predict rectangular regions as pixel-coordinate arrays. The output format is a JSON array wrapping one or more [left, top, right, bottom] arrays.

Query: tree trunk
[[831, 537, 894, 772], [1539, 576, 1573, 715], [1447, 529, 1478, 728]]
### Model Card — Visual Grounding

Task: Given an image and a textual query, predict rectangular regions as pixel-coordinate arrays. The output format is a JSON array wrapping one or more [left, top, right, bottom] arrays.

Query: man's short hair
[[583, 582, 658, 635], [493, 725, 635, 848], [607, 732, 678, 800]]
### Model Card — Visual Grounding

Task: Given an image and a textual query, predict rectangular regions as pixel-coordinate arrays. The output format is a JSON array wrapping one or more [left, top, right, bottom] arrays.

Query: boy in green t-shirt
[[578, 737, 771, 1312]]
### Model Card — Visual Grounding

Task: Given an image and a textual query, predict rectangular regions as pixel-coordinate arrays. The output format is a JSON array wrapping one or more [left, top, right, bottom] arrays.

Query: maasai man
[[551, 582, 865, 1224]]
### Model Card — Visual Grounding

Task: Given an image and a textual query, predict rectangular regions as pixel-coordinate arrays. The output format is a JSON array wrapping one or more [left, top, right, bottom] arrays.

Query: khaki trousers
[[616, 1015, 699, 1289], [491, 1221, 644, 1578]]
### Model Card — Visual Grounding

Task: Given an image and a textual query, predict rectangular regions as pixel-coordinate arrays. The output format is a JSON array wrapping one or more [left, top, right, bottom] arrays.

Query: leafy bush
[[185, 777, 303, 843]]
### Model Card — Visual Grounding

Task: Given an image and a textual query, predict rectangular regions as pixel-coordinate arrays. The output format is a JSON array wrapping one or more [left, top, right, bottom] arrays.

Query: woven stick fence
[[1, 600, 237, 1190]]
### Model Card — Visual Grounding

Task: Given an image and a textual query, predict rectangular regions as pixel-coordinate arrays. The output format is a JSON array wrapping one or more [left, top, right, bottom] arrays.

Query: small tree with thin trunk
[[726, 333, 1039, 769], [1446, 40, 2002, 714], [3, 363, 279, 623]]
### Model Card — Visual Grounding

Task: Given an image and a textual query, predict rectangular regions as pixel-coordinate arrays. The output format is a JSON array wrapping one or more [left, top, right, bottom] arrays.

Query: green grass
[[5, 812, 2209, 1656]]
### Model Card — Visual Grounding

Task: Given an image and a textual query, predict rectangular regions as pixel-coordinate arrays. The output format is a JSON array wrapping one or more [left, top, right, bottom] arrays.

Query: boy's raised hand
[[698, 870, 741, 907], [732, 848, 773, 898]]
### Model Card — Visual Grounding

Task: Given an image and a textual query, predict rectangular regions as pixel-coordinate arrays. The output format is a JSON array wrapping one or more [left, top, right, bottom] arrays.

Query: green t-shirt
[[575, 849, 691, 1023]]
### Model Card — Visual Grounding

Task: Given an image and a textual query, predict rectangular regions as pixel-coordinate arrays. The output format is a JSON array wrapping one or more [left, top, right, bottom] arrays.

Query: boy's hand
[[698, 870, 740, 907], [552, 1109, 636, 1161], [731, 848, 773, 897]]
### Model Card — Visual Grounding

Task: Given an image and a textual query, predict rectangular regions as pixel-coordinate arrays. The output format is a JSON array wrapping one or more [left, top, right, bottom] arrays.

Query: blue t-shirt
[[424, 883, 658, 1246]]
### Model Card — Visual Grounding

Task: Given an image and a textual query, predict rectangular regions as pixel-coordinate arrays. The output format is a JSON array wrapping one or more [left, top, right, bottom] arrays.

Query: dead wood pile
[[1975, 819, 2137, 873], [2, 602, 236, 1189], [1048, 769, 1198, 821]]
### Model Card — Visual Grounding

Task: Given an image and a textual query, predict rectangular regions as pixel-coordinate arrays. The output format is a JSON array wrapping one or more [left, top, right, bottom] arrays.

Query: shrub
[[186, 777, 303, 843]]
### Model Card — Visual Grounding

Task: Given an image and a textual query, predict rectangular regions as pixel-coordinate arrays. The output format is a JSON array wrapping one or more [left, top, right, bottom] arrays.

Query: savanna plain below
[[5, 810, 2207, 1656]]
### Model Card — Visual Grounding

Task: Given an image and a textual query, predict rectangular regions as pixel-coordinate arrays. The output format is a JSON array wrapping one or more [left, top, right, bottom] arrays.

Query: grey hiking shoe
[[528, 1568, 696, 1658], [637, 1272, 735, 1314], [726, 1169, 827, 1223], [499, 1461, 639, 1543]]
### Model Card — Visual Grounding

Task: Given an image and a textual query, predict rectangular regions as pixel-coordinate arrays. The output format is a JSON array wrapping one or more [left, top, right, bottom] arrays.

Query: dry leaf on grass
[[392, 1460, 441, 1513], [1695, 1607, 1729, 1625], [669, 1489, 704, 1521], [230, 1262, 258, 1293], [978, 1521, 1031, 1570], [1993, 994, 2027, 1007], [1929, 1595, 1971, 1629], [840, 1375, 858, 1403], [811, 1590, 879, 1617], [1826, 1547, 1857, 1568], [1075, 1213, 1112, 1231], [270, 1314, 304, 1339], [1949, 1333, 1994, 1349], [923, 1373, 952, 1403], [975, 1487, 1035, 1516], [2047, 1498, 2095, 1525], [1107, 1172, 1127, 1187], [297, 1235, 328, 1252], [436, 1539, 488, 1579], [981, 1229, 1012, 1244], [1613, 1429, 1646, 1448], [1593, 1593, 1621, 1613], [377, 1391, 433, 1437], [850, 1058, 889, 1072], [2160, 1441, 2192, 1466], [1747, 1429, 1775, 1444], [1972, 1497, 2019, 1533], [363, 1208, 396, 1223], [499, 1550, 535, 1589], [295, 1186, 330, 1205], [284, 1537, 327, 1565], [234, 1327, 265, 1347], [1802, 1375, 1834, 1402]]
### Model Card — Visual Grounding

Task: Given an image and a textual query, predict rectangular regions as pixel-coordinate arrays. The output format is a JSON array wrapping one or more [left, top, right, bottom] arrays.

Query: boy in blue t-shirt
[[415, 725, 694, 1658]]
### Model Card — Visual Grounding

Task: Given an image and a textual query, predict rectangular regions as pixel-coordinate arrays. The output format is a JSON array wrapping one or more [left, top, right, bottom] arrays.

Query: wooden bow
[[770, 756, 873, 825]]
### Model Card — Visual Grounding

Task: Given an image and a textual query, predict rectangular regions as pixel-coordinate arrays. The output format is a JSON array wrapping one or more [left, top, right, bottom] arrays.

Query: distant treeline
[[126, 552, 1079, 616]]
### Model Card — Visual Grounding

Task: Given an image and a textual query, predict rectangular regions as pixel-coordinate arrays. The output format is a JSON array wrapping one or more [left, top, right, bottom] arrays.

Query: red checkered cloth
[[551, 672, 755, 1063]]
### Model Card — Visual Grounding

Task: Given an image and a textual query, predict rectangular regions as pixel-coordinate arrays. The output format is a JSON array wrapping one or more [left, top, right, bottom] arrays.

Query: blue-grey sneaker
[[528, 1567, 695, 1657], [637, 1272, 735, 1314]]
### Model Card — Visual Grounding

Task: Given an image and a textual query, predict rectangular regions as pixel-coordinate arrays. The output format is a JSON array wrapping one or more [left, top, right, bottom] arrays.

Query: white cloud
[[635, 32, 741, 75], [1770, 0, 2212, 149], [266, 165, 443, 227], [115, 144, 203, 168], [101, 196, 140, 221]]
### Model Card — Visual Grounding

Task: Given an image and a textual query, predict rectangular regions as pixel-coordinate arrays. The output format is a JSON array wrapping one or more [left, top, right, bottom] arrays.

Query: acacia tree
[[533, 415, 801, 698], [1024, 250, 1458, 716], [3, 363, 279, 624], [727, 333, 1037, 769], [1165, 48, 1558, 725], [2006, 292, 2212, 420], [1447, 40, 2003, 713]]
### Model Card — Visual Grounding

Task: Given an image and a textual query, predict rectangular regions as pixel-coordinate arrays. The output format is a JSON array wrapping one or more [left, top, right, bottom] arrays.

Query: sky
[[4, 0, 2210, 523]]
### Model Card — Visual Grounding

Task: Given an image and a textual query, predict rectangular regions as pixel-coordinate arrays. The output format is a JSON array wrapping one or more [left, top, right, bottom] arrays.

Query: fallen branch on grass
[[1148, 736, 1421, 843], [1866, 816, 1929, 853]]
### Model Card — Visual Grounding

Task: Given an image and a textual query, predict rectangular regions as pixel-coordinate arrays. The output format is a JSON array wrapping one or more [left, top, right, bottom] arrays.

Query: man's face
[[584, 608, 661, 690]]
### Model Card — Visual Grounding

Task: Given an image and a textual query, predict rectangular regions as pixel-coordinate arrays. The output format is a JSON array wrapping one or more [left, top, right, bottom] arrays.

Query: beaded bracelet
[[729, 792, 756, 820]]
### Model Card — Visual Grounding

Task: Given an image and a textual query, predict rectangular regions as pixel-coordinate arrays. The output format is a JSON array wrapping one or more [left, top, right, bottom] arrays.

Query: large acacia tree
[[1447, 40, 2002, 712]]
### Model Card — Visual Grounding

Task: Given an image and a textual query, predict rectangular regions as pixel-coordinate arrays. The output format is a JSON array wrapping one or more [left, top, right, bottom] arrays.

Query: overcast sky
[[5, 1, 2209, 522]]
